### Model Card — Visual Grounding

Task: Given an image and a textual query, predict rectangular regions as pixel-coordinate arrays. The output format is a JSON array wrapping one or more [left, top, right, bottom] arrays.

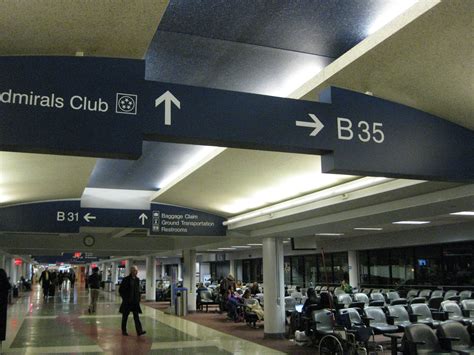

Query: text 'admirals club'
[[0, 89, 138, 115]]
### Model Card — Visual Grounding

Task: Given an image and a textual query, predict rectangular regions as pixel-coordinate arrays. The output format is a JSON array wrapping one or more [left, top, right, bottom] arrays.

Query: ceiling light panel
[[393, 221, 431, 225], [450, 211, 474, 216]]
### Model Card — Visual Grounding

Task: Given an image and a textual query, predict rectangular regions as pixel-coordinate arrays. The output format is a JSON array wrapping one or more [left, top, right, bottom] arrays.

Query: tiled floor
[[2, 284, 282, 354]]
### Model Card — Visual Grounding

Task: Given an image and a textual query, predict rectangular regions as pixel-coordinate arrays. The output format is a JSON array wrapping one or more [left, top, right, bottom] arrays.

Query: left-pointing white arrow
[[295, 113, 325, 136], [155, 91, 181, 126], [83, 212, 96, 223], [139, 213, 148, 226]]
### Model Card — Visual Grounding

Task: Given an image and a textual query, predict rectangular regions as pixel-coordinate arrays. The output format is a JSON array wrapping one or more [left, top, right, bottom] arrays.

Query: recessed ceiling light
[[218, 247, 236, 250], [393, 221, 431, 225], [315, 233, 344, 236], [231, 246, 251, 249], [450, 211, 474, 216], [247, 243, 263, 246], [354, 227, 383, 231]]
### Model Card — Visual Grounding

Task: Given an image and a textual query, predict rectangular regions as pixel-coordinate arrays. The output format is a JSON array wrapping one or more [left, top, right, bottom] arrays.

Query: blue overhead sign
[[0, 200, 226, 236], [0, 56, 472, 181]]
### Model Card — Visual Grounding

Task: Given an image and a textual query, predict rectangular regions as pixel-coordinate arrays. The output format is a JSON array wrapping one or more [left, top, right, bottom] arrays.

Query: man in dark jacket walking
[[87, 267, 101, 314], [119, 265, 146, 336]]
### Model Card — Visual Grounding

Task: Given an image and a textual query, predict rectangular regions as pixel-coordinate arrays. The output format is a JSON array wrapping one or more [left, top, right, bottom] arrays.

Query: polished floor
[[2, 284, 282, 354]]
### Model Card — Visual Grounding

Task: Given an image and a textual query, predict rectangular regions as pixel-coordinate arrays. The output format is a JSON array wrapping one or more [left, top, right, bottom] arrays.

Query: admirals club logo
[[116, 93, 138, 115]]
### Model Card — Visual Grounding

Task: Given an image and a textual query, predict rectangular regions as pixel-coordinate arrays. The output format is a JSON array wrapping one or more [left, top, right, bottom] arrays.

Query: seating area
[[190, 282, 474, 353]]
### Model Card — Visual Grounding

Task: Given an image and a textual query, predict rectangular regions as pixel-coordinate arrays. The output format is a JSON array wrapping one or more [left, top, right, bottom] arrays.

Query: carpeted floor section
[[146, 302, 317, 354]]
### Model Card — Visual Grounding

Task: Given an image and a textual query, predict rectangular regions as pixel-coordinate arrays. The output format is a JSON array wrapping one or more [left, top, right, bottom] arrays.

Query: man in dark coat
[[119, 265, 146, 336], [38, 268, 51, 299], [0, 268, 11, 342]]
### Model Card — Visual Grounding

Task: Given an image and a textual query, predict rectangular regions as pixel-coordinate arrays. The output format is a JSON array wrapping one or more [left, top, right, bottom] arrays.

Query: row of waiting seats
[[306, 303, 474, 354]]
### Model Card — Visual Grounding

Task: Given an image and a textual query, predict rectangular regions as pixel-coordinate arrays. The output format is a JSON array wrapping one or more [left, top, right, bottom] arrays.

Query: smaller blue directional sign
[[0, 200, 227, 236]]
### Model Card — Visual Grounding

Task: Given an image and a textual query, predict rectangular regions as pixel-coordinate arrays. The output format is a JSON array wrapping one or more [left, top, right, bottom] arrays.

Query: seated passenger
[[226, 286, 242, 322], [249, 282, 260, 295], [341, 279, 353, 294], [291, 286, 303, 303]]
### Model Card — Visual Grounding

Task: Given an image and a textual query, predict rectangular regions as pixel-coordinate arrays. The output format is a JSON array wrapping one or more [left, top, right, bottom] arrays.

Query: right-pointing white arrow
[[155, 91, 181, 125], [295, 113, 325, 136]]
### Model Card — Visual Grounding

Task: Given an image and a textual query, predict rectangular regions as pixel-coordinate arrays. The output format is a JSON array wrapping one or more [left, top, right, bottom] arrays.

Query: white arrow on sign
[[83, 212, 96, 223], [295, 113, 325, 136], [139, 213, 148, 226], [155, 91, 181, 126]]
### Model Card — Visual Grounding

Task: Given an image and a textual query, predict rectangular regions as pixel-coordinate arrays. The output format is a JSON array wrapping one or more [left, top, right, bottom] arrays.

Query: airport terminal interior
[[0, 1, 473, 354]]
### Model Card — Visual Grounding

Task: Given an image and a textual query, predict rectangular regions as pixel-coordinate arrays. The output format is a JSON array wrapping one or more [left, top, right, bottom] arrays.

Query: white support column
[[101, 263, 108, 282], [182, 249, 197, 312], [145, 256, 156, 301], [0, 255, 5, 270], [229, 259, 236, 281], [4, 258, 10, 279], [262, 237, 286, 338], [177, 262, 182, 282], [348, 250, 360, 290], [110, 262, 117, 290], [124, 259, 131, 276], [10, 259, 17, 285]]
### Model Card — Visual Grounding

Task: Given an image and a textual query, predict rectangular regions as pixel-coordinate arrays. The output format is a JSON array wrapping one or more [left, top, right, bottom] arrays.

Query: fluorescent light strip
[[315, 233, 344, 236], [224, 177, 392, 226], [450, 211, 474, 216], [231, 246, 251, 249], [218, 247, 236, 250], [393, 221, 431, 225], [247, 243, 263, 246], [152, 146, 226, 199], [354, 227, 383, 231]]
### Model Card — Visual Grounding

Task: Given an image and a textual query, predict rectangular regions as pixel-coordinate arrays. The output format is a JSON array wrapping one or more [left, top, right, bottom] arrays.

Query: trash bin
[[175, 287, 188, 316]]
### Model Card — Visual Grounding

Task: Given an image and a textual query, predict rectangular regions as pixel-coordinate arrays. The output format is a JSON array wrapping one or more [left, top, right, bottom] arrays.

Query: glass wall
[[360, 241, 474, 287]]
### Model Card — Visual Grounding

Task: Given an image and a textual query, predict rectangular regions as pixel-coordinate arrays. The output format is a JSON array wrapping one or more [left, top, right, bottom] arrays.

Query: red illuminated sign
[[14, 258, 22, 266]]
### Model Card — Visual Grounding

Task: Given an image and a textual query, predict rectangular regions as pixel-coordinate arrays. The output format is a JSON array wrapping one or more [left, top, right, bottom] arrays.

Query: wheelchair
[[306, 308, 379, 355]]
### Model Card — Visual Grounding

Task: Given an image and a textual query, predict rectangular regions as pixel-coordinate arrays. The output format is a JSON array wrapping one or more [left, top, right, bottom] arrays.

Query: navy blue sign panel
[[149, 203, 227, 236], [0, 57, 143, 159], [0, 200, 227, 236], [0, 56, 473, 181], [0, 200, 81, 233]]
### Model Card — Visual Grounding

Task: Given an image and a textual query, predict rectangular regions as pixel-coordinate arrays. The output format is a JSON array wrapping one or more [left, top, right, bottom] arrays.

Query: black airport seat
[[404, 323, 455, 354], [387, 305, 413, 330], [459, 291, 472, 301], [198, 289, 218, 312], [445, 290, 460, 301], [441, 301, 474, 325], [407, 289, 420, 300], [429, 296, 445, 311], [353, 292, 370, 307], [437, 320, 474, 355], [311, 309, 335, 336], [461, 299, 474, 317], [410, 303, 442, 328], [364, 306, 399, 334], [419, 289, 433, 299], [432, 290, 445, 299], [370, 292, 386, 307], [411, 296, 427, 305]]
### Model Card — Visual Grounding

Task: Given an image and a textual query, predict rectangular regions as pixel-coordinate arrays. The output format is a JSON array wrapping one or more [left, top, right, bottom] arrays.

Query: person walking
[[119, 265, 146, 336], [88, 267, 101, 314], [0, 268, 11, 351], [38, 268, 51, 299]]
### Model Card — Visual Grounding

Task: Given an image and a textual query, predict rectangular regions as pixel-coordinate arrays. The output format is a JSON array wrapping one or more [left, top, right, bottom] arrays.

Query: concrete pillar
[[101, 263, 108, 282], [178, 262, 182, 282], [4, 258, 10, 279], [229, 259, 236, 281], [146, 256, 156, 301], [348, 250, 360, 290], [110, 262, 118, 290], [0, 255, 6, 270], [262, 237, 285, 338], [123, 259, 131, 276], [10, 258, 17, 285], [182, 249, 197, 312]]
